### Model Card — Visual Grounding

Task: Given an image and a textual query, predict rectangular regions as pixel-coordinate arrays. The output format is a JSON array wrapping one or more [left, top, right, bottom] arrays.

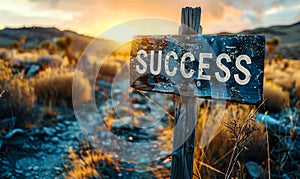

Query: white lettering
[[215, 53, 231, 82], [234, 55, 251, 85], [135, 50, 253, 86], [165, 51, 178, 76], [198, 53, 212, 80], [150, 50, 162, 75], [180, 52, 195, 78], [136, 49, 147, 74]]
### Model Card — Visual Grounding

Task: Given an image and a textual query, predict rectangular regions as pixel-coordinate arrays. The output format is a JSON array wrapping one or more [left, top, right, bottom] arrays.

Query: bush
[[0, 60, 36, 123], [40, 40, 52, 50], [263, 81, 289, 112], [273, 71, 293, 91], [99, 61, 122, 82], [193, 103, 265, 178], [292, 72, 300, 99], [32, 68, 91, 107], [66, 142, 117, 179], [37, 55, 62, 69], [266, 37, 280, 64]]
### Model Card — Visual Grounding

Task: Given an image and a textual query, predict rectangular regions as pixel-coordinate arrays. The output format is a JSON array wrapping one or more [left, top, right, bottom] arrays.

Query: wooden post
[[129, 6, 265, 179], [171, 7, 202, 179]]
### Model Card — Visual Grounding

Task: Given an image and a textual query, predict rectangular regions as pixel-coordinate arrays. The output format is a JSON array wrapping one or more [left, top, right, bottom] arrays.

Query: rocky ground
[[255, 109, 300, 178], [0, 111, 83, 178], [0, 111, 171, 178], [1, 61, 300, 178], [0, 83, 172, 178], [1, 103, 299, 178]]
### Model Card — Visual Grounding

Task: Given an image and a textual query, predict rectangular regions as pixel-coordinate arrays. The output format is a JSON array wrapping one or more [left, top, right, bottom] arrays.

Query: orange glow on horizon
[[1, 0, 299, 40], [98, 18, 180, 43]]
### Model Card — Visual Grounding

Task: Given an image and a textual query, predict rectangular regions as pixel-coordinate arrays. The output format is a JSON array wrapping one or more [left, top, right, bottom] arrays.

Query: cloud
[[222, 0, 299, 21], [0, 0, 299, 36]]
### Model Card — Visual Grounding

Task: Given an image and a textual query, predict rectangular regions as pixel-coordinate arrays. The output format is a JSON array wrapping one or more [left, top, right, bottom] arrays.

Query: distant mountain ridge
[[240, 21, 300, 42], [241, 21, 300, 34], [219, 21, 300, 59], [0, 26, 117, 52], [1, 21, 300, 59]]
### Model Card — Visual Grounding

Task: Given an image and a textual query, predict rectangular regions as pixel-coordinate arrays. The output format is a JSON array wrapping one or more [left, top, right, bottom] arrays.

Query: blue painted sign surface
[[130, 34, 265, 104]]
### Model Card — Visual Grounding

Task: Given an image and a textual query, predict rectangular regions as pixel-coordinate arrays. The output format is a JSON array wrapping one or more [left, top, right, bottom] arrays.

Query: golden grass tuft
[[193, 103, 266, 178], [273, 71, 294, 90], [292, 71, 300, 99], [98, 60, 122, 82], [0, 60, 35, 122], [263, 81, 289, 112], [31, 68, 91, 107], [66, 147, 102, 179], [66, 142, 118, 179]]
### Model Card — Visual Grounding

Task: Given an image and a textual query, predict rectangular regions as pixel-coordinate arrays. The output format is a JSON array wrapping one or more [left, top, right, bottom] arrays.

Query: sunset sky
[[0, 0, 299, 41]]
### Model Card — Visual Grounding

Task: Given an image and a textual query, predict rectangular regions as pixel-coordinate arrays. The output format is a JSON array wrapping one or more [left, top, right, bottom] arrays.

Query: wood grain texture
[[171, 96, 197, 179], [171, 7, 200, 179]]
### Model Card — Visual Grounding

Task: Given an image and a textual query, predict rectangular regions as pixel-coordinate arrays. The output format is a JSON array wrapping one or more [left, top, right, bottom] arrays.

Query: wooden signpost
[[130, 7, 265, 179]]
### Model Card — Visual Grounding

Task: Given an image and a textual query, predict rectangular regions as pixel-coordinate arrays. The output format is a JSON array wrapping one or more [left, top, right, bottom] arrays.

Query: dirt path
[[0, 114, 83, 178]]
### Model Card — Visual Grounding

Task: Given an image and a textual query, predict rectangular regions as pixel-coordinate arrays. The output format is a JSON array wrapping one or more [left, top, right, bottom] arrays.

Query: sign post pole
[[170, 7, 201, 179]]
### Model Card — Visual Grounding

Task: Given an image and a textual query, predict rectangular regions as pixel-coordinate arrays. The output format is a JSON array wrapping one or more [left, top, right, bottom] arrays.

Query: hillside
[[1, 21, 300, 59], [0, 26, 117, 53], [222, 21, 300, 59]]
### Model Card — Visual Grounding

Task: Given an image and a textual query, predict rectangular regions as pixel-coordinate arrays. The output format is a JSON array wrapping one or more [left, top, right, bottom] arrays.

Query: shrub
[[292, 72, 300, 99], [287, 60, 300, 70], [98, 61, 122, 82], [10, 40, 20, 50], [0, 48, 13, 61], [264, 65, 275, 81], [40, 40, 52, 50], [32, 68, 91, 107], [37, 55, 62, 69], [266, 37, 280, 64], [273, 71, 293, 91], [0, 60, 36, 123], [263, 81, 289, 112], [66, 141, 118, 179], [55, 36, 76, 65], [193, 103, 265, 178]]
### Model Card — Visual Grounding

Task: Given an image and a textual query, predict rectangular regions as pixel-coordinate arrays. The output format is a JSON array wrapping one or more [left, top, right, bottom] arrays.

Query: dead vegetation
[[31, 68, 92, 107], [1, 34, 300, 178], [65, 141, 118, 179], [193, 103, 265, 178]]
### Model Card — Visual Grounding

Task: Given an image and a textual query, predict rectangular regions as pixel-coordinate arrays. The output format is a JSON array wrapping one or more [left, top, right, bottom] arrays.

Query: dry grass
[[65, 141, 118, 179], [262, 59, 300, 117], [292, 72, 300, 99], [31, 67, 91, 107], [273, 70, 293, 91], [192, 59, 300, 178], [193, 103, 266, 178], [263, 81, 289, 112], [98, 60, 122, 82], [0, 60, 35, 124]]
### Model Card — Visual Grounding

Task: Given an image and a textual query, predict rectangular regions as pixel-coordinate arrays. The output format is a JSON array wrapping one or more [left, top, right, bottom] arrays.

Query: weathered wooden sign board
[[129, 7, 265, 179], [130, 35, 265, 104]]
